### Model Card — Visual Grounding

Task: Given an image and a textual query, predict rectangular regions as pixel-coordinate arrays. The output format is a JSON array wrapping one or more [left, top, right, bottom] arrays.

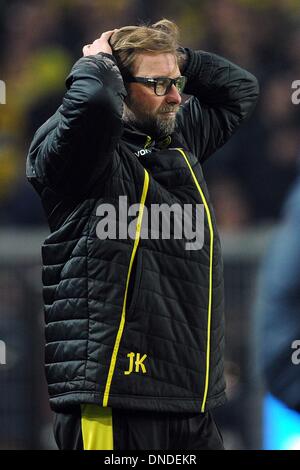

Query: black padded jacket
[[26, 48, 259, 413]]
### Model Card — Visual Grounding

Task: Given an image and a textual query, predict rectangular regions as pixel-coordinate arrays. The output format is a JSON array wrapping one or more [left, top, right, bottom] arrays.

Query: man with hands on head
[[27, 20, 259, 450]]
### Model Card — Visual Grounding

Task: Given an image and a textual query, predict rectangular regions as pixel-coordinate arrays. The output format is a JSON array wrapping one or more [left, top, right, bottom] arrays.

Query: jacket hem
[[49, 390, 227, 413]]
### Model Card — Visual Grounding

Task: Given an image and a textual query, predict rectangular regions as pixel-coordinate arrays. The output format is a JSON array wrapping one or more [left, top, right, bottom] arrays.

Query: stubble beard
[[123, 100, 178, 138]]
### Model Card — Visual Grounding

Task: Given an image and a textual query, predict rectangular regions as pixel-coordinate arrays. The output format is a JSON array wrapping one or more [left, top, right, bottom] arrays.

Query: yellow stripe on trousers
[[102, 169, 150, 407], [175, 148, 214, 413], [81, 404, 113, 450]]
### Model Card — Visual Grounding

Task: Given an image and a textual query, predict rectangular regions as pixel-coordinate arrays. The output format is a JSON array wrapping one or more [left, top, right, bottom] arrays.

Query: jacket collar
[[122, 123, 172, 152]]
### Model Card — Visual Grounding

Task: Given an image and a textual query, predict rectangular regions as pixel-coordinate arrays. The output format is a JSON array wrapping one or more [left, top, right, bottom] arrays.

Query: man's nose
[[165, 84, 182, 105]]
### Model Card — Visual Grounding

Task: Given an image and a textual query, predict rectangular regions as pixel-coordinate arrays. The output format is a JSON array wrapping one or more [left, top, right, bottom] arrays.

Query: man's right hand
[[82, 30, 117, 57]]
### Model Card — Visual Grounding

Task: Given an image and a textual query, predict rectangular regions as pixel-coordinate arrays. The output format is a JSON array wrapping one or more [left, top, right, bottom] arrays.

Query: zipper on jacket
[[175, 148, 214, 413], [144, 136, 152, 149], [102, 169, 150, 407]]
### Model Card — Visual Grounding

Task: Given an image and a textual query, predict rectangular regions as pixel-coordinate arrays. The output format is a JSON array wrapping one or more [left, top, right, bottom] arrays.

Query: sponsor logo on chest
[[135, 148, 152, 158]]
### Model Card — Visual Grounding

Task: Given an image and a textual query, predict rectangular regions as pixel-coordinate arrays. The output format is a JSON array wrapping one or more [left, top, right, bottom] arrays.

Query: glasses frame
[[125, 75, 187, 96]]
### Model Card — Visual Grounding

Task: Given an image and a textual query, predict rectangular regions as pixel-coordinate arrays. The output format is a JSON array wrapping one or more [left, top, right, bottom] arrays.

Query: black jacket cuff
[[180, 48, 214, 94]]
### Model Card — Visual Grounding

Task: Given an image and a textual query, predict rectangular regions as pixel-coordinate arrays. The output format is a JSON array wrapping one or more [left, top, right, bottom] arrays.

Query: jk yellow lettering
[[124, 352, 147, 375]]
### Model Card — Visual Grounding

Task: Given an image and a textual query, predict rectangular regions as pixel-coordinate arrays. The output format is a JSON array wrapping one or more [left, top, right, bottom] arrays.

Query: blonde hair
[[110, 19, 184, 76]]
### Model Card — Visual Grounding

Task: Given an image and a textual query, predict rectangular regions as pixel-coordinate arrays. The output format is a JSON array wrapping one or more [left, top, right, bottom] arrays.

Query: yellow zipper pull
[[144, 136, 152, 149]]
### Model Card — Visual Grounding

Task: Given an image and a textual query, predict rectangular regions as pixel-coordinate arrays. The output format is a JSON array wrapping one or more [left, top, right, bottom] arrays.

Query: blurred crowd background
[[1, 0, 300, 228], [1, 0, 300, 450]]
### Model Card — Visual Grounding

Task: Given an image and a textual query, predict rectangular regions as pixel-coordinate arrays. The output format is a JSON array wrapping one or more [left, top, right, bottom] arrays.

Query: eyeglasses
[[126, 75, 187, 96]]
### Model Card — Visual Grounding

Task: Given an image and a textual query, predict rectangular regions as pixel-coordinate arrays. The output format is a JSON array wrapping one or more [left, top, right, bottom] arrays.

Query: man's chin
[[155, 118, 176, 137], [123, 108, 176, 137]]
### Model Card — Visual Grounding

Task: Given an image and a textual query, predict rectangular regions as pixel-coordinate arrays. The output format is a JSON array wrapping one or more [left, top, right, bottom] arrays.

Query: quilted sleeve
[[26, 52, 126, 194]]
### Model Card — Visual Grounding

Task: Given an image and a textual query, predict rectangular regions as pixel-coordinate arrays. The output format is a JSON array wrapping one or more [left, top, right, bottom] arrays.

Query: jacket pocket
[[126, 249, 143, 317]]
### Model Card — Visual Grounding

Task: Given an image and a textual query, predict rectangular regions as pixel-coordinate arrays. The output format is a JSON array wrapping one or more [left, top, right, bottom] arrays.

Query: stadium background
[[0, 0, 300, 449]]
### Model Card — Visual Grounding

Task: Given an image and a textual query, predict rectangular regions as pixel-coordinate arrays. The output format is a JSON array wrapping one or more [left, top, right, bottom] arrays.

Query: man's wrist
[[182, 48, 203, 81], [177, 47, 189, 74]]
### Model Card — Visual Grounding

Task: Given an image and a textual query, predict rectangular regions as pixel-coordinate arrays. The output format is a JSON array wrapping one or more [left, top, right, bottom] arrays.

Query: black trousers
[[53, 405, 225, 450]]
